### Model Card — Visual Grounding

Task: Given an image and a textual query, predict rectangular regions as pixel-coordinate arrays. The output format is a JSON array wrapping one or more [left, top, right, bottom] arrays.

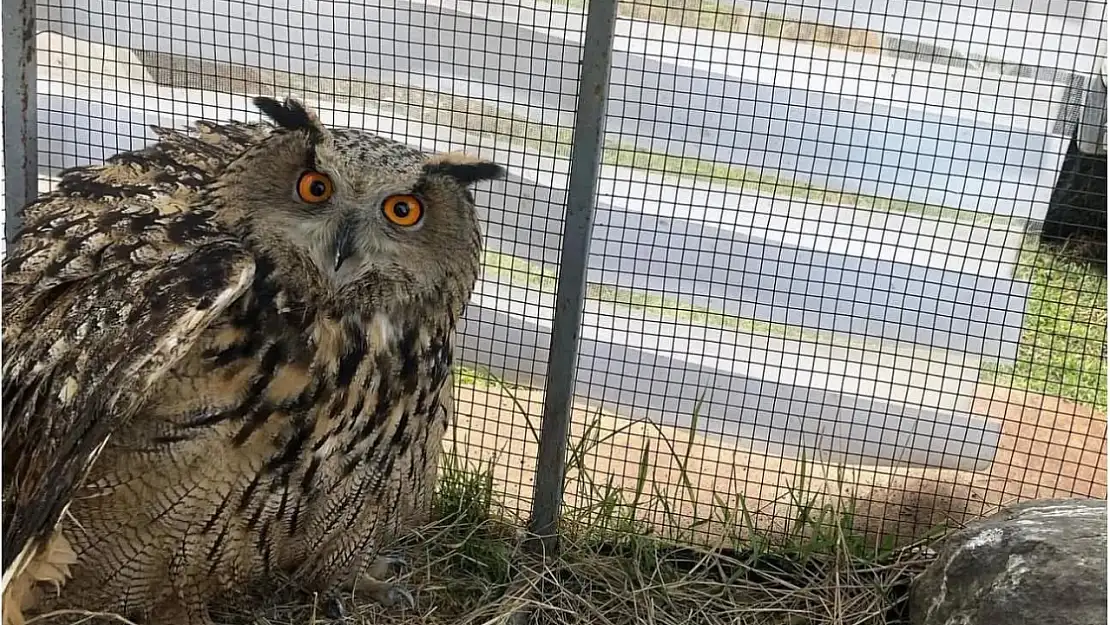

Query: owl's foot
[[357, 554, 414, 609], [322, 554, 414, 617], [357, 578, 415, 609]]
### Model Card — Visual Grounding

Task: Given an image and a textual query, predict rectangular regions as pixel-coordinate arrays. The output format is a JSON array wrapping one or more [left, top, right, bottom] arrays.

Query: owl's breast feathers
[[180, 263, 457, 497]]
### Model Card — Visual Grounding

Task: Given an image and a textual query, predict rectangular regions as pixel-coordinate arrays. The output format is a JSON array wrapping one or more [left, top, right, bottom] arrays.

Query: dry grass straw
[[203, 376, 939, 625], [199, 444, 935, 625]]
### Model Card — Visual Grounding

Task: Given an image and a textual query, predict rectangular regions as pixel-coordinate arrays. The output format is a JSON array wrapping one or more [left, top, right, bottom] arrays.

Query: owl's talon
[[386, 584, 416, 610], [322, 594, 347, 619], [359, 578, 415, 610]]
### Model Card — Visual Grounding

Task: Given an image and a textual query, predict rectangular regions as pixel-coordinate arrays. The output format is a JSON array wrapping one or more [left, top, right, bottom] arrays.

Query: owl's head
[[211, 96, 505, 313]]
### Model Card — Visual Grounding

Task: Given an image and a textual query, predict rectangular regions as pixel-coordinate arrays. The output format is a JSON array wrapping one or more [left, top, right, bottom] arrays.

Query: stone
[[909, 498, 1107, 625]]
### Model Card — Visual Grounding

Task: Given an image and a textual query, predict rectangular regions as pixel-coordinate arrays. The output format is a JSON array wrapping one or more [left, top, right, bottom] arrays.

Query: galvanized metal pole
[[528, 0, 620, 553], [3, 0, 37, 242]]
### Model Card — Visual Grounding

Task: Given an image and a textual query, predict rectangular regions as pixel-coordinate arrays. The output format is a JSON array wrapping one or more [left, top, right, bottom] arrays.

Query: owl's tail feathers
[[1, 529, 77, 625]]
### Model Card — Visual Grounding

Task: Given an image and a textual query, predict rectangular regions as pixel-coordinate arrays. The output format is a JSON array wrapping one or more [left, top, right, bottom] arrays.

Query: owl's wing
[[1, 241, 255, 587], [19, 117, 272, 227], [0, 121, 264, 592]]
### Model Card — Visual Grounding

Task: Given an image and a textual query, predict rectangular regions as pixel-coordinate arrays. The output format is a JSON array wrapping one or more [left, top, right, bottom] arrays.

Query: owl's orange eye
[[381, 194, 424, 227], [296, 171, 334, 203]]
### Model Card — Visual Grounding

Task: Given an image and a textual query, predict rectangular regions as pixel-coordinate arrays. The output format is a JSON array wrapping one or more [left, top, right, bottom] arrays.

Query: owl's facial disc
[[242, 97, 510, 296]]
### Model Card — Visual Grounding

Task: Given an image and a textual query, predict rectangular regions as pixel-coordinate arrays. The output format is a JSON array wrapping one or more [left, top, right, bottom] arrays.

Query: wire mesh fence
[[3, 0, 1106, 568]]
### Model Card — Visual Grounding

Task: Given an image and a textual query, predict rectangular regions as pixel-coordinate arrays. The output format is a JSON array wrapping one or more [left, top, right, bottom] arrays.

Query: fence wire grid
[[2, 0, 1107, 560]]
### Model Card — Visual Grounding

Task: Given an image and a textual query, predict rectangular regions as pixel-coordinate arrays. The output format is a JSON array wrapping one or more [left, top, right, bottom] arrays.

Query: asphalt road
[[458, 282, 1000, 471]]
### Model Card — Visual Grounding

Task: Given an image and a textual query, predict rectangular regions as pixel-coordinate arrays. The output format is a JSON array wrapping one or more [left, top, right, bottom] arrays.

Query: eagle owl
[[1, 96, 505, 625]]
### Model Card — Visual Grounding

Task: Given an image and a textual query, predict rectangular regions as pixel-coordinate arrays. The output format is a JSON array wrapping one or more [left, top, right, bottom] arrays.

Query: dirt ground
[[444, 380, 1107, 547]]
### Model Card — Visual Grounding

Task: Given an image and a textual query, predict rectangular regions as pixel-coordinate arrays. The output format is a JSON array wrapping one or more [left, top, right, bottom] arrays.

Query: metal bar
[[1077, 72, 1106, 156], [3, 0, 37, 242], [527, 0, 620, 553]]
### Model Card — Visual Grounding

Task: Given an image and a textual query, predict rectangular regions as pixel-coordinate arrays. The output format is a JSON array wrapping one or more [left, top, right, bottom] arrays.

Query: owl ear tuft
[[254, 96, 326, 140], [423, 153, 506, 187]]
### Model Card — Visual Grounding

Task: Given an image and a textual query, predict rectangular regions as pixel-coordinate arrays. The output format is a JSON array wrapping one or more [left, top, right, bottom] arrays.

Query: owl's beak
[[332, 219, 358, 272]]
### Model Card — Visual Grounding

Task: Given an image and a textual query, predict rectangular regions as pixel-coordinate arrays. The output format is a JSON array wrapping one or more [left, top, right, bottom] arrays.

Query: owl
[[1, 96, 505, 625]]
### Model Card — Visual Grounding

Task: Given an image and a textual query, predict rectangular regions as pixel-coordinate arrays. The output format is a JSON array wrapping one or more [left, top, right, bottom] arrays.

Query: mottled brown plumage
[[1, 96, 505, 625]]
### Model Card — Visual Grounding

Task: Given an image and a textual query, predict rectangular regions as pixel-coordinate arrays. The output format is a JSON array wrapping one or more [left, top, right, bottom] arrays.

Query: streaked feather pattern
[[1, 97, 505, 625]]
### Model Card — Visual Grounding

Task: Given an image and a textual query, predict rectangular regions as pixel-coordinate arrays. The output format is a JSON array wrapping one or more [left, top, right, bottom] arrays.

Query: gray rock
[[910, 498, 1107, 625]]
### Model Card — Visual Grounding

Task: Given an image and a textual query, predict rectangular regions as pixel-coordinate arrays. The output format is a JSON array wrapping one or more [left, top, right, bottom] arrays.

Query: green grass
[[453, 364, 509, 389], [454, 364, 952, 562], [599, 142, 981, 224], [982, 240, 1108, 411], [448, 358, 951, 565], [551, 0, 882, 54], [556, 402, 921, 557], [550, 0, 1029, 82]]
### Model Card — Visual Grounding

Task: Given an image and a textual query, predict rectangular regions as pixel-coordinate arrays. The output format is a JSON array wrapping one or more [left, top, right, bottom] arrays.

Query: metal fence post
[[2, 0, 37, 242], [527, 0, 620, 553]]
